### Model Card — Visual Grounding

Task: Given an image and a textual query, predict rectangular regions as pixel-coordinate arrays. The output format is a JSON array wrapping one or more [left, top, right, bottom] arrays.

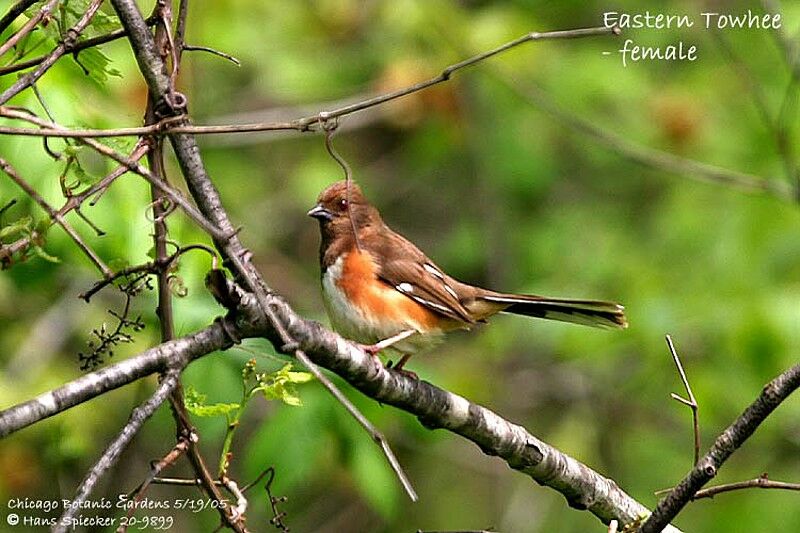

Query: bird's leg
[[359, 329, 417, 355], [359, 330, 419, 379], [387, 353, 417, 379]]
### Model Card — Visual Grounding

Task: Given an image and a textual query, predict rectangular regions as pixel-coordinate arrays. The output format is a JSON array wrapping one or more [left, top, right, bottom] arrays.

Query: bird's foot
[[385, 354, 417, 380]]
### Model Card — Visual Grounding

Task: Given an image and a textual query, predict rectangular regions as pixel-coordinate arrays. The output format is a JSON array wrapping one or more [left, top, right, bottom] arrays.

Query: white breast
[[321, 255, 444, 353]]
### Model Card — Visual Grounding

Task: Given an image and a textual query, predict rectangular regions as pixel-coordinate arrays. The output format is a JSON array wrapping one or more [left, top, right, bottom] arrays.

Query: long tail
[[478, 293, 627, 329]]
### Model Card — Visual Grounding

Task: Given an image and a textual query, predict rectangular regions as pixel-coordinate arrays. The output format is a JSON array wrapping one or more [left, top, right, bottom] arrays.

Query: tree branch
[[0, 25, 619, 138], [639, 362, 800, 532], [54, 368, 182, 533], [0, 284, 681, 531], [491, 70, 796, 202], [693, 474, 800, 500], [0, 314, 244, 437], [0, 0, 59, 58], [0, 0, 39, 35], [0, 0, 105, 105], [0, 156, 112, 276], [0, 108, 229, 241], [109, 0, 419, 503]]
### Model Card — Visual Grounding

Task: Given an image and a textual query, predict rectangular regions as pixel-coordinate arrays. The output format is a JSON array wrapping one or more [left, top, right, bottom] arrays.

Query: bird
[[308, 180, 627, 374]]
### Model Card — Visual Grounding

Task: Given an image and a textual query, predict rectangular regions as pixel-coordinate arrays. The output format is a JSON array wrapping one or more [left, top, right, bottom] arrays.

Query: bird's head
[[307, 180, 380, 234]]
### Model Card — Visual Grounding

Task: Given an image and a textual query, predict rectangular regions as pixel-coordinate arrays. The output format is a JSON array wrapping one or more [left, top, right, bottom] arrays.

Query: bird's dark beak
[[307, 204, 333, 221]]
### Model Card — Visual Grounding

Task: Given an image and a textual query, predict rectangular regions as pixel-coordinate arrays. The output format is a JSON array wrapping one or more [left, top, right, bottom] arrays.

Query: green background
[[1, 0, 799, 531]]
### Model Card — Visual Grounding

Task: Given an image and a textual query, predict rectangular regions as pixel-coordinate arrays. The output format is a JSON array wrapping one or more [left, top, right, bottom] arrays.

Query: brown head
[[307, 181, 382, 265]]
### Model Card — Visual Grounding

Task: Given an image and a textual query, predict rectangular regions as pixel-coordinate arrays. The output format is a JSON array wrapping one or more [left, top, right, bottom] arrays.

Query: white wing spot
[[423, 263, 444, 279], [396, 282, 414, 293], [414, 296, 450, 314], [443, 283, 458, 299]]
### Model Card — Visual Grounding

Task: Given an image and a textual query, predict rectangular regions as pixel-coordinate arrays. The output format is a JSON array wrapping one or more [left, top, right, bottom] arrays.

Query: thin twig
[[0, 141, 149, 268], [0, 0, 59, 58], [54, 369, 182, 533], [490, 69, 796, 201], [0, 0, 105, 105], [174, 0, 189, 66], [148, 466, 274, 491], [290, 25, 620, 131], [146, 4, 247, 530], [0, 25, 618, 138], [0, 15, 160, 76], [119, 436, 191, 532], [639, 362, 800, 532], [693, 473, 800, 500], [295, 348, 418, 501], [665, 334, 700, 466], [1, 107, 229, 241], [0, 0, 39, 35], [79, 244, 215, 301], [322, 121, 361, 251], [0, 156, 112, 276], [183, 44, 240, 65]]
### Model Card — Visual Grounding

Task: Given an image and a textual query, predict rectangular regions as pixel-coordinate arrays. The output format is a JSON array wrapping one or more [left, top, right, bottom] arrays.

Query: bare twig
[[79, 244, 214, 301], [0, 141, 149, 269], [0, 0, 105, 105], [492, 71, 796, 201], [109, 0, 421, 504], [0, 285, 682, 531], [288, 25, 620, 131], [0, 0, 59, 58], [0, 0, 39, 34], [174, 0, 188, 66], [146, 4, 247, 530], [665, 335, 700, 466], [692, 473, 800, 500], [1, 107, 228, 241], [0, 156, 112, 276], [148, 467, 274, 490], [0, 15, 159, 76], [183, 44, 240, 65], [295, 348, 418, 501], [55, 368, 182, 533], [0, 25, 618, 138], [639, 362, 800, 533], [120, 435, 192, 532]]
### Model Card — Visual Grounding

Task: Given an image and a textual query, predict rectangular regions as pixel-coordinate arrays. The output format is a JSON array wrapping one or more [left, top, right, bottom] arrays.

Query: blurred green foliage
[[1, 0, 799, 532]]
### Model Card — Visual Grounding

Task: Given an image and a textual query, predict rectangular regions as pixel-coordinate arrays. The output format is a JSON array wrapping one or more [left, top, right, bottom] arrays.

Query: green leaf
[[184, 385, 240, 418], [252, 363, 314, 406], [0, 216, 32, 239], [286, 371, 314, 384], [73, 47, 121, 85], [32, 245, 59, 263]]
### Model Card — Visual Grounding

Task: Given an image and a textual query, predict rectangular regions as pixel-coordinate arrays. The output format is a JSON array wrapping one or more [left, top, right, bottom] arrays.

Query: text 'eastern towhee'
[[308, 181, 626, 372]]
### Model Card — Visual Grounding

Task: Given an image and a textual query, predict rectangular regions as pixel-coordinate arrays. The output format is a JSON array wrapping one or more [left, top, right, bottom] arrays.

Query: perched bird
[[308, 180, 626, 373]]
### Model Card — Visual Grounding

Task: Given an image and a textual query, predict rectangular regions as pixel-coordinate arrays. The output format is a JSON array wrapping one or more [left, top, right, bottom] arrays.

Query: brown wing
[[370, 229, 476, 324]]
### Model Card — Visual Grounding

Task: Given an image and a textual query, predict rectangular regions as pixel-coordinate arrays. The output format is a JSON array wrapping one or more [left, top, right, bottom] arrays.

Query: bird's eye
[[339, 198, 348, 209]]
